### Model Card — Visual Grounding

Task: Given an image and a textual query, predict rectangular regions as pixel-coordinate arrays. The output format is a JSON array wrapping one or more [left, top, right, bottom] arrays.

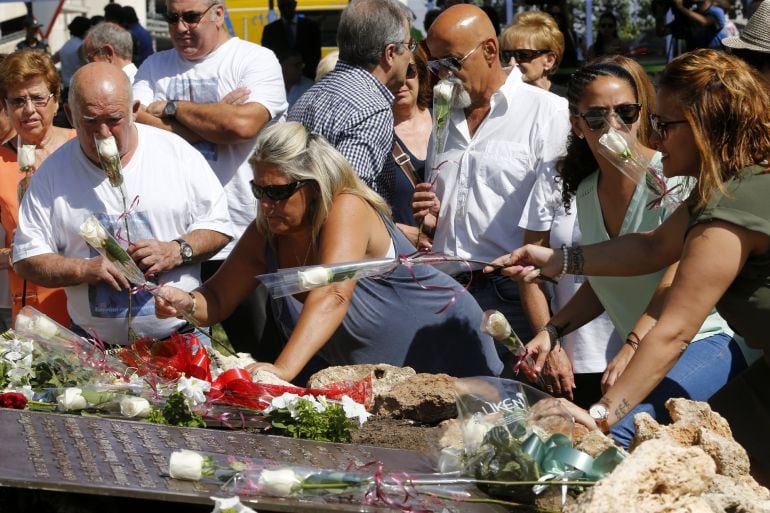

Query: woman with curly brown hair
[[516, 57, 741, 448], [500, 49, 770, 479]]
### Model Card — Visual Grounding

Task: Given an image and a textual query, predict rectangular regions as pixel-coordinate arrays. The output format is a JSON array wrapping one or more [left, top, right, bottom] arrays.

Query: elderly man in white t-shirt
[[133, 0, 288, 356], [13, 63, 233, 345], [413, 4, 570, 364]]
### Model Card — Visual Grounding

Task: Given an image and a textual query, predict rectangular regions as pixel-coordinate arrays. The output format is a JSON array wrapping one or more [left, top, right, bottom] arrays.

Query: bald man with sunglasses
[[412, 5, 570, 367]]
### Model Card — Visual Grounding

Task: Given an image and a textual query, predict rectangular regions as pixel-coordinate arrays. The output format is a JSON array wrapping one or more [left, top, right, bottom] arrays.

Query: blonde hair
[[658, 49, 770, 210], [250, 122, 391, 242], [500, 11, 565, 75]]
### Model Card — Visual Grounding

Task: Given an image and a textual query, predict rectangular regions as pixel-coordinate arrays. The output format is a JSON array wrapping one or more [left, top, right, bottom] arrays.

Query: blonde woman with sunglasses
[[514, 60, 741, 448]]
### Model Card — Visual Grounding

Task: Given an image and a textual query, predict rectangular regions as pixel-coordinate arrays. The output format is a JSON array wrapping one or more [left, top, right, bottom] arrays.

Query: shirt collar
[[334, 61, 395, 103]]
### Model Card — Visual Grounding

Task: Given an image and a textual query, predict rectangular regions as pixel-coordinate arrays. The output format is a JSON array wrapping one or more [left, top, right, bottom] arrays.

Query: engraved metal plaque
[[0, 410, 506, 512]]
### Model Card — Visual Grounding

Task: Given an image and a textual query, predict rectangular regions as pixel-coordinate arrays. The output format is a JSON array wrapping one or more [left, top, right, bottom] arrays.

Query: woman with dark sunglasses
[[155, 122, 503, 384], [498, 11, 564, 93], [514, 59, 742, 448]]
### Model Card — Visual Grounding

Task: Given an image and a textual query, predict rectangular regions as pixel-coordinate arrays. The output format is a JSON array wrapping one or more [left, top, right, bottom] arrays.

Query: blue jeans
[[611, 332, 747, 448]]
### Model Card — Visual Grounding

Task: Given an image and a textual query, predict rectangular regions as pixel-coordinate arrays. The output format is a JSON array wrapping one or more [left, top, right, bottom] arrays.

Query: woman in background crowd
[[0, 50, 74, 326], [587, 12, 629, 59], [499, 11, 565, 94]]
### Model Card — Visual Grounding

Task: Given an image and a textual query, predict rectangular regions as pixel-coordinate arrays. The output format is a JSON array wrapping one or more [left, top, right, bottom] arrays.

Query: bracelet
[[625, 331, 640, 351], [541, 323, 561, 350], [558, 244, 569, 278], [186, 291, 197, 317]]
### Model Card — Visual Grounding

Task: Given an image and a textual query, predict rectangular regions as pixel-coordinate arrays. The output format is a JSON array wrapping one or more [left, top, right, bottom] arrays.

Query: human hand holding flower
[[127, 239, 183, 275], [486, 245, 560, 283]]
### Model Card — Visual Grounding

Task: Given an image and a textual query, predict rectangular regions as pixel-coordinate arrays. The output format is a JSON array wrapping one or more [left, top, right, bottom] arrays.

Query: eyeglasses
[[577, 103, 642, 131], [6, 93, 55, 110], [649, 114, 688, 139], [406, 62, 417, 79], [427, 41, 484, 75], [164, 3, 215, 26], [500, 49, 550, 63], [389, 39, 418, 53], [250, 179, 313, 201]]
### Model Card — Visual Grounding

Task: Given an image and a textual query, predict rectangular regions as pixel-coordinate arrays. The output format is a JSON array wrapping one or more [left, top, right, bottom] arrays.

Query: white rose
[[599, 130, 631, 158], [210, 496, 257, 513], [462, 414, 494, 453], [297, 266, 333, 290], [32, 315, 59, 340], [57, 387, 87, 411], [176, 375, 211, 406], [95, 136, 119, 159], [257, 468, 301, 497], [169, 449, 204, 481], [433, 80, 455, 102], [79, 216, 108, 248], [340, 395, 371, 426], [18, 145, 36, 170], [482, 310, 511, 340], [14, 312, 33, 333], [120, 396, 151, 418]]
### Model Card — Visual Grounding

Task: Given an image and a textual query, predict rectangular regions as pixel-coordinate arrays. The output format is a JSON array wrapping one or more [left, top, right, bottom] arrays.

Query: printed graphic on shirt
[[88, 212, 154, 318], [165, 77, 219, 162]]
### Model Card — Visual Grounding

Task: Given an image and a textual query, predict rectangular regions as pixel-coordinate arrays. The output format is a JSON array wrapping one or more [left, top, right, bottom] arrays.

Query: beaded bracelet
[[558, 244, 569, 278]]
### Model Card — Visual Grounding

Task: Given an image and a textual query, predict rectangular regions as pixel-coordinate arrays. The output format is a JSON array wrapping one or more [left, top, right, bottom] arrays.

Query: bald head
[[69, 62, 133, 118], [428, 4, 496, 48]]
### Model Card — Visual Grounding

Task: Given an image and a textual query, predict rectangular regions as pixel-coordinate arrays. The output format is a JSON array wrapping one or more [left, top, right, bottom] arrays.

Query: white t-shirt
[[133, 37, 288, 259], [520, 171, 622, 373], [13, 124, 233, 345], [122, 62, 138, 84], [428, 67, 570, 272]]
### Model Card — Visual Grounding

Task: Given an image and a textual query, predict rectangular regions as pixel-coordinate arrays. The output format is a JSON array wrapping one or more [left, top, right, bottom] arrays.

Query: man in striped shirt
[[288, 0, 415, 203]]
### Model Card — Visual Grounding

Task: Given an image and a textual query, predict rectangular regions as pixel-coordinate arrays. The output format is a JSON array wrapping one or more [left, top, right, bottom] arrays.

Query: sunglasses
[[250, 179, 313, 201], [500, 49, 550, 63], [427, 41, 484, 75], [406, 62, 417, 79], [164, 3, 215, 25], [649, 114, 688, 139], [577, 103, 642, 131]]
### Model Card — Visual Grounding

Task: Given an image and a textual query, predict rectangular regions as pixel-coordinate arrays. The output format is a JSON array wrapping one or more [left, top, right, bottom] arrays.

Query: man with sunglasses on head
[[412, 4, 570, 363], [132, 0, 287, 355], [288, 0, 414, 204]]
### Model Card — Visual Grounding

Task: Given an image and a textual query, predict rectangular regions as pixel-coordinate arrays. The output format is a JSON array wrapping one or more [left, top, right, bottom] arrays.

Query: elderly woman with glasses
[[156, 122, 503, 384], [0, 50, 75, 326], [503, 59, 743, 448], [499, 11, 565, 93]]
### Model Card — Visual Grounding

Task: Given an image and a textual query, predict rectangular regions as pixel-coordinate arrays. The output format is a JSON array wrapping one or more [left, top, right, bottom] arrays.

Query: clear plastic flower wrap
[[480, 310, 547, 389], [596, 126, 687, 213], [432, 79, 462, 155]]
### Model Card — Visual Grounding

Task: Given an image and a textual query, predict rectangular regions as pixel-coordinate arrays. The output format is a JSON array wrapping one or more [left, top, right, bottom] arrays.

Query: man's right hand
[[542, 345, 576, 400], [81, 256, 131, 291], [412, 182, 439, 233]]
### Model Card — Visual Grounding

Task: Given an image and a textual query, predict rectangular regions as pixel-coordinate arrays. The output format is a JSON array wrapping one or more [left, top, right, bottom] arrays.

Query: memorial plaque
[[0, 410, 507, 512]]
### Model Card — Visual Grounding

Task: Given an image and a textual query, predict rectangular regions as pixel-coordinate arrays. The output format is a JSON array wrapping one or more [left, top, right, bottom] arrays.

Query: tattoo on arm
[[614, 398, 632, 420], [567, 245, 584, 275]]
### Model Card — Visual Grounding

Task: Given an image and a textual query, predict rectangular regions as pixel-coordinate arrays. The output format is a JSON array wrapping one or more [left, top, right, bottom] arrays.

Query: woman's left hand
[[246, 361, 293, 383], [531, 397, 599, 432]]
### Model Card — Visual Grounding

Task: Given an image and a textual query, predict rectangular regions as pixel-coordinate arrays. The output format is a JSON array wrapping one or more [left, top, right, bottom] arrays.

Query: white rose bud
[[462, 415, 493, 453], [120, 396, 151, 418], [257, 468, 301, 497], [297, 266, 333, 290], [599, 130, 631, 158], [57, 387, 87, 411], [95, 136, 119, 159], [481, 310, 512, 341], [14, 312, 33, 333], [433, 80, 455, 102], [169, 449, 204, 481], [79, 216, 108, 248], [210, 496, 257, 513], [32, 315, 59, 340], [18, 145, 36, 170]]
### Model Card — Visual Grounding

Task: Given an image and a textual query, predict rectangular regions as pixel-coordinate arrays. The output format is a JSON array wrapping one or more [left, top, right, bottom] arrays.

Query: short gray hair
[[85, 22, 133, 60], [337, 0, 411, 69]]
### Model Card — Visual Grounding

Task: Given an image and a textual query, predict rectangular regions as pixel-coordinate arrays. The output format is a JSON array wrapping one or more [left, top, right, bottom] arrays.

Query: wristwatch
[[589, 403, 611, 433], [174, 238, 193, 264], [163, 100, 178, 118]]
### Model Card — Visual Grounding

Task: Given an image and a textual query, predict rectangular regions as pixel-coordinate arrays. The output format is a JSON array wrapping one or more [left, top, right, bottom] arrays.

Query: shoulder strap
[[391, 140, 420, 188]]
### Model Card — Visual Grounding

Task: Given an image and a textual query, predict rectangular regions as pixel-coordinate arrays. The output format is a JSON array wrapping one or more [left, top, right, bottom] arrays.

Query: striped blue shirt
[[288, 62, 395, 201]]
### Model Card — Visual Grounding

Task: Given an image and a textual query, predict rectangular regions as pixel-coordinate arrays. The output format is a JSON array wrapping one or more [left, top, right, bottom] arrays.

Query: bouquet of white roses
[[597, 126, 685, 213]]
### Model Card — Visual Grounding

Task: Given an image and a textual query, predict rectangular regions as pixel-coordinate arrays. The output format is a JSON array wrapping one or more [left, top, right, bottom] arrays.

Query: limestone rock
[[565, 439, 717, 513], [574, 430, 623, 459], [697, 427, 750, 478], [372, 373, 458, 424], [630, 398, 732, 451], [705, 475, 770, 513], [307, 364, 416, 397]]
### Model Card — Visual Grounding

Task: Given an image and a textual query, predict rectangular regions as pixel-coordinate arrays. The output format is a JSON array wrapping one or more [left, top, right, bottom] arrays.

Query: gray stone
[[307, 364, 416, 398], [574, 430, 623, 459]]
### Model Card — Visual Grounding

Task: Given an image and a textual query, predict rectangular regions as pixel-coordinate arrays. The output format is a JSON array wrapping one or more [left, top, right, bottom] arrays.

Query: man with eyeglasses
[[12, 63, 233, 345], [413, 4, 570, 360], [83, 22, 137, 84], [132, 0, 287, 355], [288, 0, 414, 204]]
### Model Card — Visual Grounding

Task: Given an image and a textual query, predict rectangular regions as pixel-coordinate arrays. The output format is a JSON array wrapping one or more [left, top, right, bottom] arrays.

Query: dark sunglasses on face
[[577, 103, 642, 131], [164, 3, 215, 25], [649, 114, 688, 139], [427, 41, 484, 75], [250, 179, 313, 201], [500, 48, 550, 63]]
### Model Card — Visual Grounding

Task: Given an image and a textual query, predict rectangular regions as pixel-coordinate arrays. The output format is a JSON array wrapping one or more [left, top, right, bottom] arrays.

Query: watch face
[[182, 246, 193, 258], [164, 101, 176, 117], [589, 404, 609, 420]]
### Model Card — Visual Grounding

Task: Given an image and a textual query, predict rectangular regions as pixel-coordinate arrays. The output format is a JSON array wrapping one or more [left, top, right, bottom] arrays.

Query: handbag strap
[[391, 139, 420, 188]]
